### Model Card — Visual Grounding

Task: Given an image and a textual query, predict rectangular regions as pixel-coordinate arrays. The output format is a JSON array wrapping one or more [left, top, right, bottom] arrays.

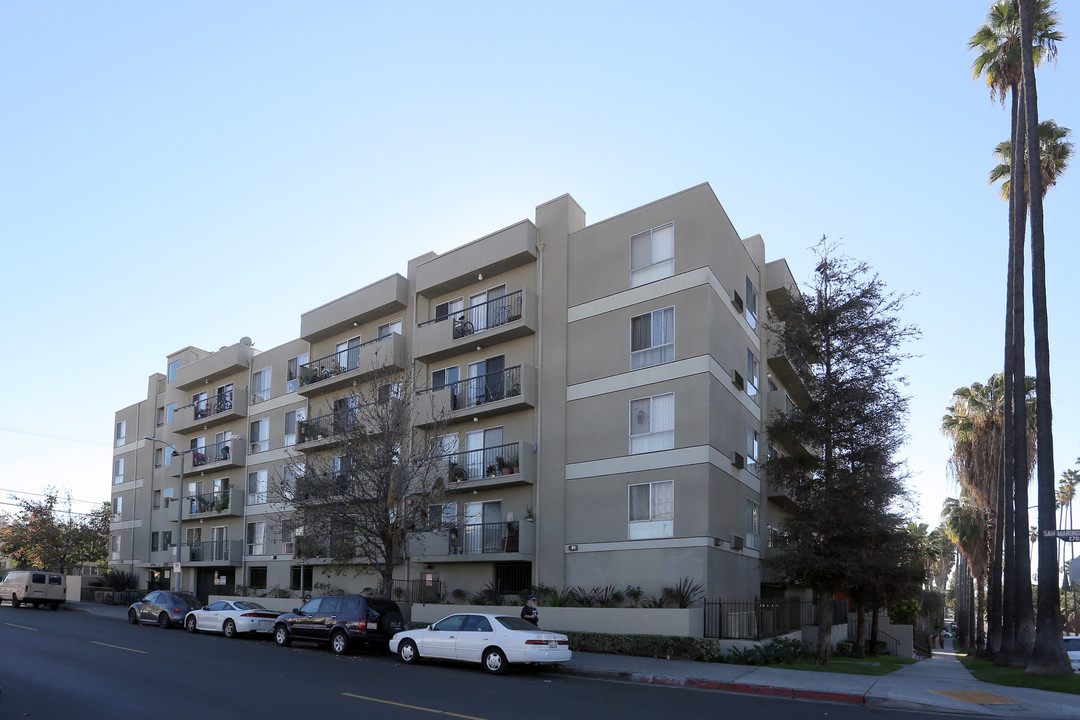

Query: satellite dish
[[240, 337, 253, 346]]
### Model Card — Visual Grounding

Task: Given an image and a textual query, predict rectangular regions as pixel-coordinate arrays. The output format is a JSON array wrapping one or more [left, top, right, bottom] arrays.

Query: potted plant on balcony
[[215, 493, 230, 513], [495, 456, 513, 475], [451, 465, 468, 483], [486, 464, 498, 478]]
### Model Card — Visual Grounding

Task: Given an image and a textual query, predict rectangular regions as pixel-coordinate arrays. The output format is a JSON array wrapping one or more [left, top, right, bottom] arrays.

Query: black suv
[[272, 595, 405, 655]]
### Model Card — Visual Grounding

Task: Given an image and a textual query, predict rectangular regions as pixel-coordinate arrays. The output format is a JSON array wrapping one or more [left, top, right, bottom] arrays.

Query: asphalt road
[[1, 605, 960, 719]]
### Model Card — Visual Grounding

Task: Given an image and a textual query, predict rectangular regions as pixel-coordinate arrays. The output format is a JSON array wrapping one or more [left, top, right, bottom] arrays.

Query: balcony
[[180, 540, 242, 566], [432, 440, 535, 490], [414, 220, 537, 299], [416, 364, 537, 427], [174, 391, 247, 434], [182, 488, 243, 520], [409, 519, 535, 562], [297, 333, 406, 397], [170, 439, 245, 476], [765, 390, 812, 459], [174, 342, 256, 391], [300, 274, 410, 343], [766, 342, 812, 407], [414, 290, 537, 363]]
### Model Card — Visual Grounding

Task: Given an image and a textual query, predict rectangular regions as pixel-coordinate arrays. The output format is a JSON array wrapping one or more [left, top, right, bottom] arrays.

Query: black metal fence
[[704, 598, 848, 640], [396, 578, 445, 604], [80, 587, 143, 605]]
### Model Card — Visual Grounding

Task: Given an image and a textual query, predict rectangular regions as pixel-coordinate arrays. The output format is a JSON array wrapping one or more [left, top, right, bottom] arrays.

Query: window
[[156, 406, 165, 426], [433, 366, 461, 408], [154, 448, 163, 468], [113, 458, 125, 484], [746, 499, 760, 550], [151, 532, 160, 552], [630, 222, 674, 287], [336, 336, 362, 372], [153, 489, 161, 509], [630, 393, 675, 454], [284, 409, 305, 446], [281, 520, 296, 554], [247, 521, 266, 555], [250, 418, 269, 453], [434, 297, 464, 322], [252, 367, 271, 404], [167, 360, 180, 383], [628, 480, 674, 540], [746, 349, 760, 402], [247, 470, 267, 505], [378, 319, 402, 338], [378, 382, 403, 403], [115, 421, 126, 447], [113, 496, 123, 518], [466, 355, 505, 406], [282, 464, 303, 501], [746, 426, 760, 475], [290, 565, 313, 592], [161, 530, 173, 553], [192, 391, 208, 419], [165, 402, 177, 425], [249, 567, 267, 589], [630, 307, 675, 369], [110, 534, 121, 560], [428, 502, 457, 529], [745, 276, 759, 329], [286, 353, 308, 393]]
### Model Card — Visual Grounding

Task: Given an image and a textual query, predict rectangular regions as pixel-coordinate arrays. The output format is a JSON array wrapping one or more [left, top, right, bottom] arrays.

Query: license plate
[[548, 641, 557, 649], [259, 620, 271, 627]]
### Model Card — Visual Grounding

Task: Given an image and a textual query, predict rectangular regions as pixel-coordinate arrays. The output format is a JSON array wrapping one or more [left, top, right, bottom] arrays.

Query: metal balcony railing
[[186, 489, 232, 515], [418, 290, 523, 338], [191, 390, 234, 422], [417, 365, 522, 411], [184, 539, 233, 562], [441, 520, 520, 554], [299, 334, 393, 387], [188, 438, 236, 467], [433, 441, 521, 483]]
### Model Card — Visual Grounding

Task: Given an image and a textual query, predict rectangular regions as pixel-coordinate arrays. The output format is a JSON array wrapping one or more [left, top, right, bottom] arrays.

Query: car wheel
[[128, 608, 139, 624], [330, 629, 350, 655], [483, 647, 508, 675], [186, 616, 198, 633], [158, 612, 171, 628], [274, 625, 291, 647], [11, 595, 20, 608], [223, 619, 237, 639], [398, 639, 420, 664]]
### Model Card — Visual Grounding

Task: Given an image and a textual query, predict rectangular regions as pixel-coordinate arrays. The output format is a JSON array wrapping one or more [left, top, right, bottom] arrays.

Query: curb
[[554, 665, 869, 706]]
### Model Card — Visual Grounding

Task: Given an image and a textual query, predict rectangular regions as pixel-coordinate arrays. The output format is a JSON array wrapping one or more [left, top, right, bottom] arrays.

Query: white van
[[0, 570, 67, 609]]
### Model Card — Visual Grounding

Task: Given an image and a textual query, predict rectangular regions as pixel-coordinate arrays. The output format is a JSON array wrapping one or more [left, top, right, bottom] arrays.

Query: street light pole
[[144, 436, 192, 594]]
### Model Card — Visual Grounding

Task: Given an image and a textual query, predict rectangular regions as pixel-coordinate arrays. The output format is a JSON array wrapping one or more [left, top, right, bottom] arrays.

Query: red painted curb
[[792, 689, 866, 705]]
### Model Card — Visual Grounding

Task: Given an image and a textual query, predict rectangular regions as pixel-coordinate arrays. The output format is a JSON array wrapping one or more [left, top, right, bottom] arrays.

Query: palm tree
[[968, 0, 1062, 668], [942, 373, 1035, 656], [1058, 466, 1079, 632], [1017, 0, 1071, 676], [929, 526, 957, 593], [989, 119, 1074, 200], [943, 495, 990, 653]]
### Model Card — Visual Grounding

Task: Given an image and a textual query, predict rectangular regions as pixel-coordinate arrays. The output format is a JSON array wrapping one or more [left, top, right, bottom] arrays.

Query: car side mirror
[[292, 608, 300, 614]]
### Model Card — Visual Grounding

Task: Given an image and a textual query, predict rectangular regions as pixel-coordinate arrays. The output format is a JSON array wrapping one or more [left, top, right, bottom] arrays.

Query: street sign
[[173, 562, 181, 573], [1042, 529, 1080, 541]]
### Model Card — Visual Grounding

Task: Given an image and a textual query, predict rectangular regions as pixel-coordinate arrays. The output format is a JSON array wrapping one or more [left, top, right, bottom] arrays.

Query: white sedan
[[390, 613, 571, 674], [184, 600, 282, 638]]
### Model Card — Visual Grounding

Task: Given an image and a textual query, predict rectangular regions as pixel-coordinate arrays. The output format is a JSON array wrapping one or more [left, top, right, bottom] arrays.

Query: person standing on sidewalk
[[521, 596, 538, 625]]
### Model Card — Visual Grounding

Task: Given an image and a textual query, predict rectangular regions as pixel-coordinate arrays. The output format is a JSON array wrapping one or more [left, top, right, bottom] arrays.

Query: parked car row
[[126, 592, 572, 673]]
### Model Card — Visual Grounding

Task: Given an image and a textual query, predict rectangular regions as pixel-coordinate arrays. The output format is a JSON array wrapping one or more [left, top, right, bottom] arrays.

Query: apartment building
[[109, 182, 809, 604]]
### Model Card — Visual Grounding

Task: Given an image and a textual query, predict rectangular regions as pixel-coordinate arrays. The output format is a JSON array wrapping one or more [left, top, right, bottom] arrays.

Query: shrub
[[100, 569, 139, 591], [562, 630, 725, 662], [661, 577, 704, 608], [624, 585, 644, 607]]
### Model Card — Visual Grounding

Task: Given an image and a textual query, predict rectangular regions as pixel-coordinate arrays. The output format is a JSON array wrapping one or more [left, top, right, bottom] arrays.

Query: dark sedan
[[128, 591, 203, 628]]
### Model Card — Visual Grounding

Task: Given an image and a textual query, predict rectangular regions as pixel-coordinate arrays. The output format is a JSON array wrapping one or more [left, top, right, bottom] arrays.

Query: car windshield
[[495, 616, 543, 632], [173, 592, 203, 609], [1064, 638, 1080, 651]]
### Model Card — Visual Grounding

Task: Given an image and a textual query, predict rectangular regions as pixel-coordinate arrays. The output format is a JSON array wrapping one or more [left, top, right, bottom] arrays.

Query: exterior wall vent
[[731, 534, 745, 550], [731, 452, 745, 470], [731, 290, 744, 313], [731, 370, 745, 391]]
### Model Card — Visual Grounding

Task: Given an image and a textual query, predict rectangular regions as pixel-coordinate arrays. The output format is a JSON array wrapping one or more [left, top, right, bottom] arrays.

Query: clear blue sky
[[2, 2, 1077, 544]]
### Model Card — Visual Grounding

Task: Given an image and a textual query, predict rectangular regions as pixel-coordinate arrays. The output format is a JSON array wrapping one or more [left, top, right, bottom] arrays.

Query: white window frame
[[252, 367, 272, 404], [113, 496, 123, 519], [167, 360, 180, 383], [630, 222, 675, 287], [247, 470, 268, 505], [746, 348, 760, 402], [746, 425, 760, 475], [745, 276, 759, 329], [247, 521, 266, 556], [746, 499, 760, 550], [630, 307, 675, 370], [629, 393, 675, 454], [286, 353, 309, 394], [378, 319, 402, 338], [110, 534, 121, 560], [250, 418, 269, 454], [284, 409, 305, 447], [113, 458, 125, 485], [628, 479, 674, 539], [115, 421, 126, 447], [282, 463, 303, 501]]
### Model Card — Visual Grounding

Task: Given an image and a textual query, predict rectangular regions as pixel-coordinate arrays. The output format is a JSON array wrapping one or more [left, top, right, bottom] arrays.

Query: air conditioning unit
[[731, 290, 744, 313], [731, 452, 745, 470], [731, 370, 745, 391], [111, 513, 121, 523], [731, 534, 745, 550]]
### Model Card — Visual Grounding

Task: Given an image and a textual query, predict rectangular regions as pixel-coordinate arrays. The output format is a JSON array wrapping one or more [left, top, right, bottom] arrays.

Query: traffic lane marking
[[91, 641, 148, 654], [4, 622, 38, 631], [342, 692, 487, 720]]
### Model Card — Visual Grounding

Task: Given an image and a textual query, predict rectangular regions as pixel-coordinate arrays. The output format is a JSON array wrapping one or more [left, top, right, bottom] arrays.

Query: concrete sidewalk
[[65, 603, 1077, 717], [553, 641, 1080, 718]]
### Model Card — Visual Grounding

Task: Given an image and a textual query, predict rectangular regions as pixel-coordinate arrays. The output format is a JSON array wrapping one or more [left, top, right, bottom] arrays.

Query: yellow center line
[[3, 623, 38, 631], [342, 692, 487, 720], [91, 641, 148, 654]]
